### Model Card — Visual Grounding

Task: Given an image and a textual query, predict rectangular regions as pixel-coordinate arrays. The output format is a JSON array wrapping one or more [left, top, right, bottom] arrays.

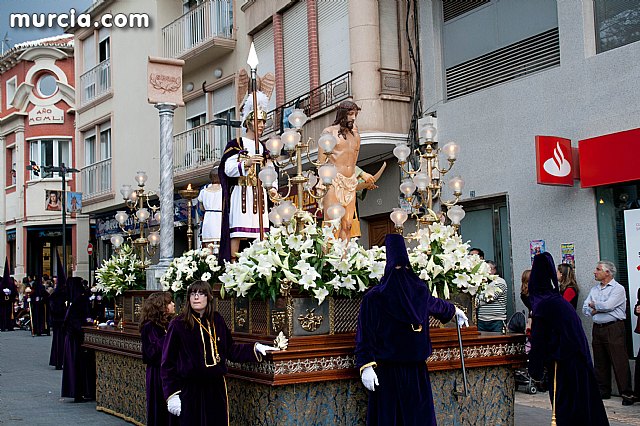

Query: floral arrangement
[[95, 244, 147, 297], [160, 247, 222, 299], [408, 223, 501, 301], [219, 212, 386, 305]]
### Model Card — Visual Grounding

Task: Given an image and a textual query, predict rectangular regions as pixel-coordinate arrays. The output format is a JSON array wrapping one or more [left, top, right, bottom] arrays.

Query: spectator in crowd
[[634, 288, 640, 403], [161, 281, 279, 424], [477, 260, 508, 332], [355, 234, 468, 426], [520, 269, 532, 311], [469, 248, 485, 259], [528, 252, 609, 425], [140, 292, 175, 426], [557, 263, 579, 309], [582, 260, 634, 405]]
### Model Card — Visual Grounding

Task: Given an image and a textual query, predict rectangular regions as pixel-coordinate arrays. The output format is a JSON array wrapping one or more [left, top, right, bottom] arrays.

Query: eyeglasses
[[189, 291, 206, 298]]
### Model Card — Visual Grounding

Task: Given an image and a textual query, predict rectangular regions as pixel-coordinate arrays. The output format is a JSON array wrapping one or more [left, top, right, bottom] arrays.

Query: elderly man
[[318, 101, 376, 240], [583, 260, 634, 405]]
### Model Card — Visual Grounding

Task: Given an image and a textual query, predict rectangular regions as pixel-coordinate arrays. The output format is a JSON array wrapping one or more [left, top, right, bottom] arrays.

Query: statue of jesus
[[318, 101, 377, 240]]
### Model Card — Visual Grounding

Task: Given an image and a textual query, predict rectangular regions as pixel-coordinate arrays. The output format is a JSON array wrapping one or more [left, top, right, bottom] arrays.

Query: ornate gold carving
[[271, 311, 286, 333], [236, 308, 247, 327], [286, 297, 294, 337], [329, 297, 335, 335], [280, 279, 291, 297], [298, 308, 324, 332]]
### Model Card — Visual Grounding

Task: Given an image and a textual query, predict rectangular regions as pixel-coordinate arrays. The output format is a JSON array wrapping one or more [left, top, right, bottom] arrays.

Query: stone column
[[348, 0, 383, 131], [147, 103, 177, 290]]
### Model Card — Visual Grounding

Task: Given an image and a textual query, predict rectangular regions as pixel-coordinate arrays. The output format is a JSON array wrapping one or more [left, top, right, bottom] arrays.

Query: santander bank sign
[[535, 136, 574, 186]]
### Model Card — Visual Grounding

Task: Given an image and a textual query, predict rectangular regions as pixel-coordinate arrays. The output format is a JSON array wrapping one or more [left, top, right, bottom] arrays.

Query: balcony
[[80, 59, 111, 107], [81, 158, 112, 200], [263, 71, 352, 137], [162, 0, 235, 66], [380, 68, 412, 98], [173, 122, 226, 179]]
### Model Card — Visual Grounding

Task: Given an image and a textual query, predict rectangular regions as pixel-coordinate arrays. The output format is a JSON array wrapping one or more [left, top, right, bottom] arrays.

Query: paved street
[[1, 329, 640, 425]]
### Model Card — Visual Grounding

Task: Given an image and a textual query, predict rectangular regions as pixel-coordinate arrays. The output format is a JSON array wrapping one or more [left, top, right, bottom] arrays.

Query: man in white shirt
[[582, 260, 634, 405]]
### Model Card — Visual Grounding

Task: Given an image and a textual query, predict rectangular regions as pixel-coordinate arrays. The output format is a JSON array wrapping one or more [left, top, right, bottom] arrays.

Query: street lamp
[[26, 162, 79, 276]]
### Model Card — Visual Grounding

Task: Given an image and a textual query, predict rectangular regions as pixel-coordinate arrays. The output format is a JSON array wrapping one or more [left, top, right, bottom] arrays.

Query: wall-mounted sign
[[45, 190, 62, 211], [530, 239, 546, 265], [66, 191, 82, 213], [535, 136, 574, 186], [579, 127, 640, 188], [29, 104, 64, 125], [561, 242, 575, 267]]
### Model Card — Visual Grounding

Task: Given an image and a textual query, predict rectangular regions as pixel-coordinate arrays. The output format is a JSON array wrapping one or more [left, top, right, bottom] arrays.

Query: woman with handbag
[[528, 252, 609, 425]]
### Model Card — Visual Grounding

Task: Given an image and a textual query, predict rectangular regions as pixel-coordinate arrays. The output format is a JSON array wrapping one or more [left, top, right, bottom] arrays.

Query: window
[[595, 0, 640, 53], [6, 76, 17, 109], [442, 0, 559, 99], [37, 74, 58, 98], [29, 139, 72, 179], [81, 28, 111, 105], [81, 121, 112, 198], [6, 146, 16, 186]]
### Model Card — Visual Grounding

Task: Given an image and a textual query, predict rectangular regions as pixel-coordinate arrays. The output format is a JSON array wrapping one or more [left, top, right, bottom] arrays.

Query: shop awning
[[579, 127, 640, 188]]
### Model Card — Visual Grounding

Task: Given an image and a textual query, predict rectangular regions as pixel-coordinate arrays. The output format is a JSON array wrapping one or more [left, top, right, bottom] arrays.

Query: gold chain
[[193, 315, 221, 366]]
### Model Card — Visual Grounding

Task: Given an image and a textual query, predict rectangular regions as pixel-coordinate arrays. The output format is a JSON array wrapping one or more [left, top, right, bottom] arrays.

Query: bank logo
[[543, 142, 571, 177]]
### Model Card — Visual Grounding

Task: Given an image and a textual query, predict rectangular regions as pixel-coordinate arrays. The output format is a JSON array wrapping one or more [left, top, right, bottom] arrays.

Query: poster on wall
[[66, 191, 83, 213], [624, 209, 640, 355], [45, 190, 62, 211], [530, 240, 546, 264], [561, 243, 575, 267]]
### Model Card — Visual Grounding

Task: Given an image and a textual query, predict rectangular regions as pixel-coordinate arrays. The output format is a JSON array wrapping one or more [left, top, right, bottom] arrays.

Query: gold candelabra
[[111, 171, 161, 264], [257, 108, 345, 233], [390, 122, 466, 235], [178, 184, 200, 250]]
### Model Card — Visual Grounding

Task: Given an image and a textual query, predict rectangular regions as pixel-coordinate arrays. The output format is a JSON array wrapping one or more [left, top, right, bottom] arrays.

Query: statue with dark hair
[[319, 101, 377, 240]]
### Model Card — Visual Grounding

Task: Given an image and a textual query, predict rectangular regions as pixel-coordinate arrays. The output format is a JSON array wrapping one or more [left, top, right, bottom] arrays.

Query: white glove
[[361, 366, 379, 391], [89, 295, 96, 301], [3, 288, 10, 295], [455, 307, 469, 327], [35, 297, 40, 302], [255, 342, 280, 356], [167, 394, 181, 416], [27, 298, 31, 303]]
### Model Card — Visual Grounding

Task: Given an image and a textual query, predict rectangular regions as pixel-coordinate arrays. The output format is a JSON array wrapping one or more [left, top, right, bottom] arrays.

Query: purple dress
[[161, 311, 260, 426], [141, 321, 170, 426]]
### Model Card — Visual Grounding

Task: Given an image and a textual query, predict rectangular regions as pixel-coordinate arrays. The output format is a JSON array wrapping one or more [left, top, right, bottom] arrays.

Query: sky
[[0, 0, 93, 52]]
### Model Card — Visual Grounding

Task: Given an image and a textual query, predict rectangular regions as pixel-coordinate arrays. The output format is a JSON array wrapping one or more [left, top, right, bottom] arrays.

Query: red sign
[[535, 136, 574, 186], [87, 243, 94, 255], [579, 127, 640, 188]]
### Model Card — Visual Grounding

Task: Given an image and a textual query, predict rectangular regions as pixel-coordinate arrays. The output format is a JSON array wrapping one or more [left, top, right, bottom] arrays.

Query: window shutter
[[283, 2, 309, 101], [254, 23, 277, 112], [378, 0, 399, 70], [318, 0, 350, 83], [186, 95, 206, 119], [212, 83, 234, 115]]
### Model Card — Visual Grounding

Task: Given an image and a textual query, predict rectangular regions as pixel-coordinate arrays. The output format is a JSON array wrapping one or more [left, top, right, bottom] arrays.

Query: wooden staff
[[250, 68, 265, 240]]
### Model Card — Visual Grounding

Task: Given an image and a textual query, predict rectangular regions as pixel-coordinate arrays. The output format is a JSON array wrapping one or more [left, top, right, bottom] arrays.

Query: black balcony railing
[[263, 71, 352, 136]]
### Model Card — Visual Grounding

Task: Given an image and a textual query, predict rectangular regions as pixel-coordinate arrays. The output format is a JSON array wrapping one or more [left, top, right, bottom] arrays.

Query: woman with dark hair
[[520, 269, 532, 311], [528, 252, 609, 425], [557, 263, 579, 309], [161, 281, 279, 425], [140, 292, 175, 426]]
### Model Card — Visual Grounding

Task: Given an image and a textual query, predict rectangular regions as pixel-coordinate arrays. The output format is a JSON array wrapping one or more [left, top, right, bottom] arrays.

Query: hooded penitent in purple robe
[[161, 311, 261, 426], [61, 277, 92, 401], [31, 276, 49, 336], [0, 258, 18, 331], [141, 321, 170, 426], [355, 234, 456, 426], [49, 252, 67, 369], [528, 252, 609, 426]]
